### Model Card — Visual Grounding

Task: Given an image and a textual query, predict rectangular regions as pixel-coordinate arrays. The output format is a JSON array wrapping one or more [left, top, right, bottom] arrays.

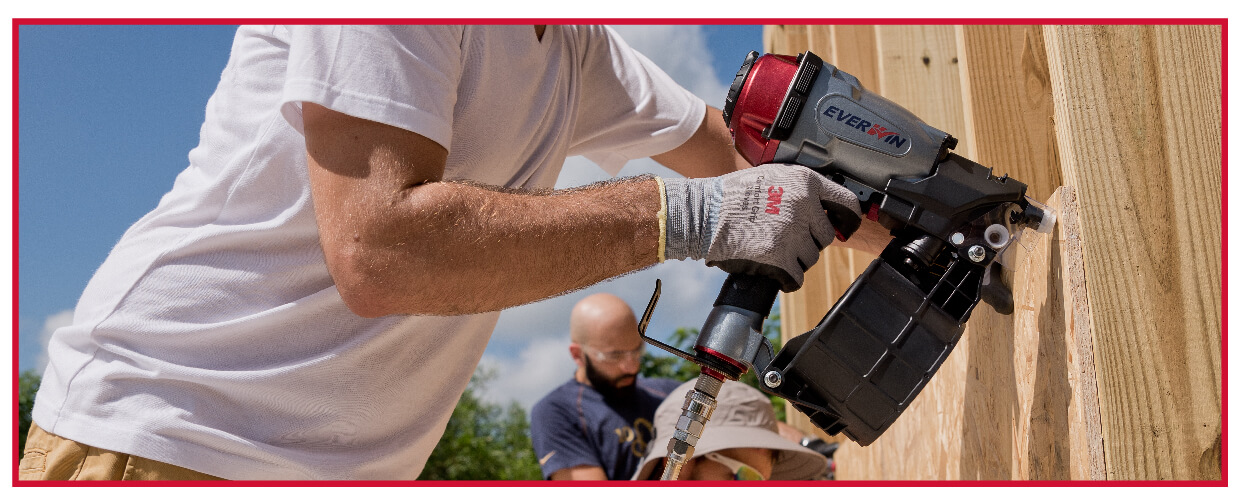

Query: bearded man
[[530, 293, 682, 480]]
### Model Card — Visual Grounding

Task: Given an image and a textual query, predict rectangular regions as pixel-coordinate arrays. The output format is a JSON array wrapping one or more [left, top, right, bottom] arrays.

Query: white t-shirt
[[32, 25, 704, 480]]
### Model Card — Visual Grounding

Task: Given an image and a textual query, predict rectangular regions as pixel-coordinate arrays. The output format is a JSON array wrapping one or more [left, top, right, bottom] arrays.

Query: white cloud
[[608, 25, 728, 108], [476, 337, 577, 412]]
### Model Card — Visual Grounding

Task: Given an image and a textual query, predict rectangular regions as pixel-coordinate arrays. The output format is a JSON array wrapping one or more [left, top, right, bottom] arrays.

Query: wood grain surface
[[1042, 24, 1222, 480], [955, 26, 1092, 480], [956, 25, 1063, 201]]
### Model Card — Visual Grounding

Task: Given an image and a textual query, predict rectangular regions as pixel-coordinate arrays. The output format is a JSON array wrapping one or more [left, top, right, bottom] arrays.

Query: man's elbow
[[337, 285, 393, 319], [322, 244, 404, 318]]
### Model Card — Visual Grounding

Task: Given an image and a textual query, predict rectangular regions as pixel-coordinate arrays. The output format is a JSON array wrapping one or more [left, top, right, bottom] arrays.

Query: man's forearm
[[652, 105, 751, 178], [322, 177, 661, 317]]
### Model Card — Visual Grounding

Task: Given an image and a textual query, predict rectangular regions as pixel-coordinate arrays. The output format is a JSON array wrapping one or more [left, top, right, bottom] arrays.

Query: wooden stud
[[954, 25, 1097, 480], [763, 25, 808, 56], [874, 26, 971, 157], [1043, 24, 1222, 480], [956, 25, 1063, 202], [830, 25, 880, 85]]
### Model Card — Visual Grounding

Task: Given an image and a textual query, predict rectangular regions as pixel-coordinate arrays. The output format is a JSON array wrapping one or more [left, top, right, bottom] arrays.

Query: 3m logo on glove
[[765, 186, 784, 215]]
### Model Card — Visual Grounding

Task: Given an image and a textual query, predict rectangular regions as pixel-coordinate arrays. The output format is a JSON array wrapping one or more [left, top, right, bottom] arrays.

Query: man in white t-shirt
[[22, 25, 877, 480]]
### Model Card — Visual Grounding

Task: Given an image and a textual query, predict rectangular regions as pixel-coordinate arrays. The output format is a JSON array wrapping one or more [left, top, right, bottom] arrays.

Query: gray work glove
[[662, 164, 862, 292]]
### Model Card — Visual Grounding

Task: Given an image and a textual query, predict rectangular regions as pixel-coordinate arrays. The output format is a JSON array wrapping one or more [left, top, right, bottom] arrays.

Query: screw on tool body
[[967, 245, 986, 263], [764, 371, 783, 388]]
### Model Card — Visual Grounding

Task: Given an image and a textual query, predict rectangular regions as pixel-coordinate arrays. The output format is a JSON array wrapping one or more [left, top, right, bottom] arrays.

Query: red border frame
[[9, 18, 1233, 26], [10, 18, 1229, 488]]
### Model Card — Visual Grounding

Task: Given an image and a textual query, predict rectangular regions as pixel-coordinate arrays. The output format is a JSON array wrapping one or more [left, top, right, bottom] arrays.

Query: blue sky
[[15, 23, 764, 410], [18, 25, 241, 371]]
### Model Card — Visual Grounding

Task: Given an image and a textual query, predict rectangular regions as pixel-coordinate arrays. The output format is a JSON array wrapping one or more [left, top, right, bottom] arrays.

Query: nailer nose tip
[[1035, 209, 1057, 234]]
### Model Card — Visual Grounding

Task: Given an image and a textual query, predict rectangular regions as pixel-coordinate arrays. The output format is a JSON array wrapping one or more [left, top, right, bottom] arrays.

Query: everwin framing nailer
[[639, 51, 1057, 480]]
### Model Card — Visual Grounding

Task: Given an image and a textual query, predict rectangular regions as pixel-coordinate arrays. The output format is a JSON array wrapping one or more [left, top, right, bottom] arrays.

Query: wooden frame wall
[[769, 24, 1222, 481]]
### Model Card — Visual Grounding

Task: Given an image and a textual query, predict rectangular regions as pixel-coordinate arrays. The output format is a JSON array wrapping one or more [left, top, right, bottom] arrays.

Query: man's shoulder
[[532, 379, 587, 412]]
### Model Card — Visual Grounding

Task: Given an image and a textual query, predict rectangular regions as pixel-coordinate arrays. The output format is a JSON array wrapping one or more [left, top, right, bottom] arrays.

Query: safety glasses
[[703, 452, 765, 481], [582, 344, 644, 363]]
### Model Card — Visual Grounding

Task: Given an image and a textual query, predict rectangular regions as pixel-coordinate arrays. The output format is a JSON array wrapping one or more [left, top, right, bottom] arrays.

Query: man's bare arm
[[303, 103, 660, 318], [549, 465, 609, 480], [651, 105, 750, 178]]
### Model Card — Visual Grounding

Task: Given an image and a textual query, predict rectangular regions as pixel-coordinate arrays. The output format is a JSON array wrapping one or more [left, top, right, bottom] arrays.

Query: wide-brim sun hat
[[632, 379, 828, 480]]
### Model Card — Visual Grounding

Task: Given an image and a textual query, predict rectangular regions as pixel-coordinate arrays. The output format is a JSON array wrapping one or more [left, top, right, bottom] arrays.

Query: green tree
[[18, 370, 42, 458], [639, 312, 785, 421], [419, 367, 542, 480]]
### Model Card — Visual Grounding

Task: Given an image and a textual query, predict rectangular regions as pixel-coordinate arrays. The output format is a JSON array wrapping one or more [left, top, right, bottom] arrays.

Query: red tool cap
[[722, 52, 799, 166]]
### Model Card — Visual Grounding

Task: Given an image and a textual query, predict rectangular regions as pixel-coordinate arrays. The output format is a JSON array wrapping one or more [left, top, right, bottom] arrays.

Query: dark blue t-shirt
[[530, 377, 682, 480]]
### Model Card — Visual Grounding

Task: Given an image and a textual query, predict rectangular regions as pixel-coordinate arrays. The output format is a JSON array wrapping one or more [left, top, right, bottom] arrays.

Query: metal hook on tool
[[638, 279, 707, 366]]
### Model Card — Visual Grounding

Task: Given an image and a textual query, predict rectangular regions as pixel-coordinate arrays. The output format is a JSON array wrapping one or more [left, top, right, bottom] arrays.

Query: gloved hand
[[661, 164, 862, 292]]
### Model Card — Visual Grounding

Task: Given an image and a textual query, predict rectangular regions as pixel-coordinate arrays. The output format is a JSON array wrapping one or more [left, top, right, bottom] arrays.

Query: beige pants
[[19, 423, 224, 481]]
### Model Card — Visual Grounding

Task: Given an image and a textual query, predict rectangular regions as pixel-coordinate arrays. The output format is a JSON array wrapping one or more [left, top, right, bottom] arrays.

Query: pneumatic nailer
[[638, 51, 1056, 480]]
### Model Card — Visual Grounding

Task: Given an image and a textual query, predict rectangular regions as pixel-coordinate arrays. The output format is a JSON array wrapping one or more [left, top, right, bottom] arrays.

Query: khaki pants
[[19, 423, 224, 481]]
